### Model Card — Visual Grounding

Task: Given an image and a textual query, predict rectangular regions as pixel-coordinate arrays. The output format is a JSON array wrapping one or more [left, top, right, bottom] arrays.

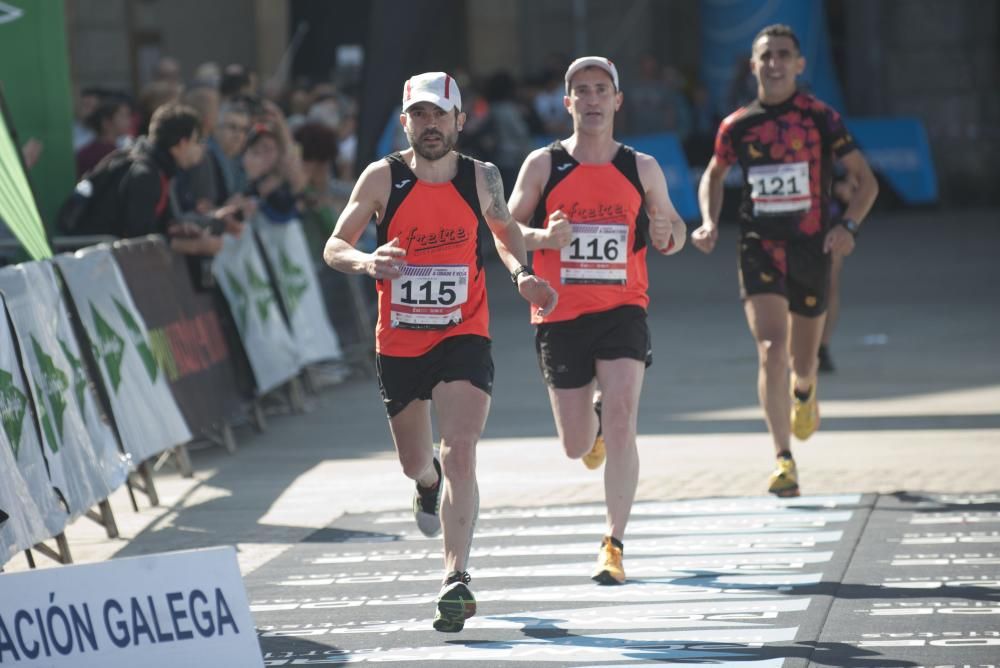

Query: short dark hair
[[753, 24, 800, 52], [148, 102, 201, 150], [84, 95, 130, 133], [294, 121, 339, 163], [220, 64, 252, 98]]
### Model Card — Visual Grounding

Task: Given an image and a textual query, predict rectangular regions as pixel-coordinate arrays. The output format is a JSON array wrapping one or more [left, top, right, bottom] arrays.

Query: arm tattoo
[[484, 164, 512, 221]]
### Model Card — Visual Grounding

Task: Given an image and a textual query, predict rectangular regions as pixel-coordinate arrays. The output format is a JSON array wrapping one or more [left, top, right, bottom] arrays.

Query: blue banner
[[848, 117, 938, 205], [623, 133, 700, 222], [700, 0, 845, 118]]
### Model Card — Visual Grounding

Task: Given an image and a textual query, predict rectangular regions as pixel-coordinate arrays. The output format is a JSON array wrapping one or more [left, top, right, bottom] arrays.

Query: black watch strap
[[838, 218, 860, 238], [510, 265, 533, 284]]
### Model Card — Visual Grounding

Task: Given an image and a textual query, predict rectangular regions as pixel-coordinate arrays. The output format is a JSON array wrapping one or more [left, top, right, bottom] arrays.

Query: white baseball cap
[[402, 72, 462, 112], [564, 56, 620, 93]]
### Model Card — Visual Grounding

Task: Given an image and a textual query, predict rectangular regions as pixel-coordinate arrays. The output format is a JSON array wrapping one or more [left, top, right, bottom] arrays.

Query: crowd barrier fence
[[0, 213, 356, 570]]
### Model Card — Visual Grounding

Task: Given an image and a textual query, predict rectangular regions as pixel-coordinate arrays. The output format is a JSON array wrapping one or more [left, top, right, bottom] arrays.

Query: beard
[[407, 128, 457, 161]]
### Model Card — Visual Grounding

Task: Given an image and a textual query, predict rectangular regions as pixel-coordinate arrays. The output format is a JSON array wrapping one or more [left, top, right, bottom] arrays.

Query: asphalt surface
[[4, 207, 999, 666]]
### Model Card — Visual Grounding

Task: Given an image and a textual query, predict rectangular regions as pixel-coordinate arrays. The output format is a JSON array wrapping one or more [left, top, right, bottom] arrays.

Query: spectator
[[533, 66, 572, 137], [20, 139, 43, 170], [171, 85, 223, 213], [193, 61, 222, 89], [72, 86, 104, 150], [206, 101, 252, 201], [627, 54, 671, 134], [220, 64, 256, 101], [335, 104, 358, 180], [153, 56, 183, 86], [293, 121, 340, 256], [466, 71, 533, 196], [242, 102, 306, 223], [136, 79, 183, 136], [285, 85, 313, 131], [76, 95, 133, 177], [306, 93, 342, 132], [84, 102, 234, 256]]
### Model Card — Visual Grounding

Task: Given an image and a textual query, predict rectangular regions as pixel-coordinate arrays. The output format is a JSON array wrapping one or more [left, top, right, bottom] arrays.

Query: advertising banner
[[212, 232, 300, 395], [0, 293, 67, 565], [55, 246, 192, 462], [0, 433, 49, 566], [253, 218, 342, 365], [624, 133, 700, 221], [0, 262, 128, 518], [848, 117, 938, 205], [111, 237, 247, 435], [0, 546, 264, 667], [0, 1, 75, 230], [700, 0, 845, 118]]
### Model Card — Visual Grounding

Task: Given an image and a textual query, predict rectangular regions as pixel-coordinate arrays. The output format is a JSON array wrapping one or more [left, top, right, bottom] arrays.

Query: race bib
[[748, 161, 811, 215], [560, 222, 628, 285], [390, 264, 468, 329]]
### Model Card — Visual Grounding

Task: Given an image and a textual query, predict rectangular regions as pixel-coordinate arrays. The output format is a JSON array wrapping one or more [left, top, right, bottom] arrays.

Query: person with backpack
[[60, 102, 231, 256]]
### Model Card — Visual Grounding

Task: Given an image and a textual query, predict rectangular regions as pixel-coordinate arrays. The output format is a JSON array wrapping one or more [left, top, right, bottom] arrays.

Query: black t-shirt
[[714, 91, 856, 239]]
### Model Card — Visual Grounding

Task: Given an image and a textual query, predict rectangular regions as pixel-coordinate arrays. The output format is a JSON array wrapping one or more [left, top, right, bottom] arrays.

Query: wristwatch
[[837, 218, 860, 238], [510, 265, 533, 284]]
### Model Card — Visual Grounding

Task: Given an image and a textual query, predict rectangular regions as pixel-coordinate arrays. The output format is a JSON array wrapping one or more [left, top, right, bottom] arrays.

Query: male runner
[[509, 56, 686, 584], [324, 72, 557, 630], [692, 25, 878, 496]]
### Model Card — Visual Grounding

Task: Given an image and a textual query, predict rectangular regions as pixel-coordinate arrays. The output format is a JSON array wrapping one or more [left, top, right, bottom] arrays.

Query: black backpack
[[56, 148, 142, 236]]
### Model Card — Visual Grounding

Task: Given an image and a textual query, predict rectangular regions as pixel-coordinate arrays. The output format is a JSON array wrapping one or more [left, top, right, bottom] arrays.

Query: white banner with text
[[0, 546, 263, 666]]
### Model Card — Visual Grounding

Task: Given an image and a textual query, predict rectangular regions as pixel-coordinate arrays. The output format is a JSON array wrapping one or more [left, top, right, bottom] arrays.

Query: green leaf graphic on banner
[[225, 268, 249, 332], [112, 296, 158, 382], [90, 302, 125, 392], [0, 368, 27, 459], [30, 336, 67, 447], [58, 338, 87, 413], [33, 383, 59, 454], [278, 246, 308, 316], [246, 260, 274, 323]]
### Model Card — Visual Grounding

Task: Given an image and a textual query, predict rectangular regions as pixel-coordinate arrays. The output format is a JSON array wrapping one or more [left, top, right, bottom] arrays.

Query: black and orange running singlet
[[529, 142, 649, 325], [714, 91, 856, 240], [374, 152, 488, 357]]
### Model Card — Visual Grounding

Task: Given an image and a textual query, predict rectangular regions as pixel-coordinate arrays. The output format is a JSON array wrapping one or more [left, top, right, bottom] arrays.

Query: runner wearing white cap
[[508, 56, 687, 585], [324, 72, 556, 632]]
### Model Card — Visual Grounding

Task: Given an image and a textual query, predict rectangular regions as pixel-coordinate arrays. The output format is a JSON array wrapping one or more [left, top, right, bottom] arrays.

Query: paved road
[[4, 207, 998, 664], [249, 491, 1000, 666]]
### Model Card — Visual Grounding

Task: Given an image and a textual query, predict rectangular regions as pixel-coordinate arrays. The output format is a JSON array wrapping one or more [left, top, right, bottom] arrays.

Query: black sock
[[777, 450, 793, 460], [793, 386, 812, 401], [609, 536, 624, 552], [418, 460, 441, 491]]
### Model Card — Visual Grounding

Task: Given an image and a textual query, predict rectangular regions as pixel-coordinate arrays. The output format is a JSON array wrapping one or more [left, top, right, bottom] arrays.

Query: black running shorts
[[534, 305, 652, 389], [738, 233, 830, 317], [376, 335, 494, 418]]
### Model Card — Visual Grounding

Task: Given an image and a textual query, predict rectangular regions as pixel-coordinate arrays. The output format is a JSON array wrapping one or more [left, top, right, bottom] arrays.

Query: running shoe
[[591, 536, 625, 585], [433, 570, 476, 632], [767, 457, 801, 497], [818, 344, 835, 373], [582, 398, 606, 470], [791, 380, 820, 440], [413, 457, 442, 537]]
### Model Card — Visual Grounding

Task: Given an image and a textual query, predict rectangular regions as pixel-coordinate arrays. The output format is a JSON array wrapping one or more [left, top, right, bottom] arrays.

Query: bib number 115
[[397, 279, 457, 306]]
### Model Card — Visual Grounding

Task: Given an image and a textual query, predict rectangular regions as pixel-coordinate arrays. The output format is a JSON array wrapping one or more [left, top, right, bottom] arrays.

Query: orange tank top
[[374, 152, 489, 356], [529, 142, 649, 324]]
